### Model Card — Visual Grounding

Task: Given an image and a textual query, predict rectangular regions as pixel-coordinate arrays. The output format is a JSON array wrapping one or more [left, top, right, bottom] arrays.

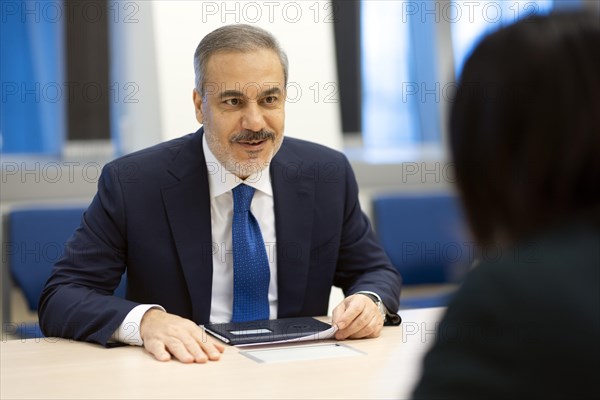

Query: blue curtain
[[408, 5, 441, 143], [1, 0, 65, 154]]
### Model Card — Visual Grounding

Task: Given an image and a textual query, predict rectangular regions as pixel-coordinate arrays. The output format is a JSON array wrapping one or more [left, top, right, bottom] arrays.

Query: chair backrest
[[372, 193, 471, 285], [6, 207, 86, 310], [4, 206, 126, 312]]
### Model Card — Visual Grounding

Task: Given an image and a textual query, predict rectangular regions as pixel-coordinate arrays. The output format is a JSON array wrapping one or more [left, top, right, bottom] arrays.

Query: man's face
[[193, 49, 286, 179]]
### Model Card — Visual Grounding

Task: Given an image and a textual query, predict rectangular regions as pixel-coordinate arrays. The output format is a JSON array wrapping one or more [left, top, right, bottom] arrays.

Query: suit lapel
[[271, 143, 315, 317], [161, 129, 213, 323]]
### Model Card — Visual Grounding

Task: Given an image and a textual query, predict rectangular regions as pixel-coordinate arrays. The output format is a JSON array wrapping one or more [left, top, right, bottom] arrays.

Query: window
[[358, 0, 572, 159], [451, 0, 554, 78], [361, 0, 439, 149]]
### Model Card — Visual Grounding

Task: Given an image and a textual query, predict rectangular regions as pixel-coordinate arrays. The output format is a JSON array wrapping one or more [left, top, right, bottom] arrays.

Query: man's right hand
[[140, 309, 225, 363]]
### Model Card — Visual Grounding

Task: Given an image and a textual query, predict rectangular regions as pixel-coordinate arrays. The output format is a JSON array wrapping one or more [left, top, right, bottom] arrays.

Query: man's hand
[[332, 294, 384, 340], [140, 309, 225, 363]]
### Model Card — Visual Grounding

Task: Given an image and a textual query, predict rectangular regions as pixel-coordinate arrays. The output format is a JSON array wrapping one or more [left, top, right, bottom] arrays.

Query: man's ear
[[193, 89, 204, 124]]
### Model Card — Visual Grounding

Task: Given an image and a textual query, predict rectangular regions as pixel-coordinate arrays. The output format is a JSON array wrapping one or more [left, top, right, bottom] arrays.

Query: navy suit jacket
[[39, 129, 401, 345]]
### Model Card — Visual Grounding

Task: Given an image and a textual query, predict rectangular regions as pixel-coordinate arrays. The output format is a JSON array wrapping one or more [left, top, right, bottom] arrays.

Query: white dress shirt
[[203, 135, 279, 323], [112, 135, 278, 345]]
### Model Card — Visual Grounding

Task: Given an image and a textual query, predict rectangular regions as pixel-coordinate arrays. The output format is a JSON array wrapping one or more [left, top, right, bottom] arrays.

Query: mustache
[[230, 129, 275, 143]]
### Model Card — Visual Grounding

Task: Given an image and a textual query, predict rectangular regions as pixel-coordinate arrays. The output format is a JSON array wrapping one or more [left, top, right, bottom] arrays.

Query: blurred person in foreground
[[412, 11, 600, 399], [39, 24, 401, 363]]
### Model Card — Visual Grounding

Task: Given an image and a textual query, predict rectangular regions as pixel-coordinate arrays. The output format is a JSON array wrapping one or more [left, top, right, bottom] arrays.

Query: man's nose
[[241, 103, 265, 132]]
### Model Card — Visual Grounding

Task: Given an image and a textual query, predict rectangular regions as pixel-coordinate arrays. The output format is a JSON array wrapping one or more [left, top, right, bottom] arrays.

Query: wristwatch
[[360, 292, 387, 322]]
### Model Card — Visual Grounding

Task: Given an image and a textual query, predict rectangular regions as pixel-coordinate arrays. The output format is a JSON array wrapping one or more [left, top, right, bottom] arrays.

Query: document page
[[240, 343, 365, 363]]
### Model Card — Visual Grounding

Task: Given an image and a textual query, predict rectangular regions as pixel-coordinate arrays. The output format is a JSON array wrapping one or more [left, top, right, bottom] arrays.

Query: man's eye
[[224, 98, 240, 106], [264, 96, 277, 104]]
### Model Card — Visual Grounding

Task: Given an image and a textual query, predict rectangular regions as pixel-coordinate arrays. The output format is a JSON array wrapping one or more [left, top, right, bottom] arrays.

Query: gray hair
[[193, 24, 289, 96]]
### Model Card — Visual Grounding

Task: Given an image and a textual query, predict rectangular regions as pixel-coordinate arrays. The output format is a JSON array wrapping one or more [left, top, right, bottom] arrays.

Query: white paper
[[240, 343, 365, 363]]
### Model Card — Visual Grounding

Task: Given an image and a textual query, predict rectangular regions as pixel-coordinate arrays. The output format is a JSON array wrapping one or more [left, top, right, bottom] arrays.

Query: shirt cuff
[[110, 304, 165, 346]]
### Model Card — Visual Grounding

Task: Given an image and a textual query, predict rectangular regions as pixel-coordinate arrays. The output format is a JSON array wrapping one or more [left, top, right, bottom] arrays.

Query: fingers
[[333, 294, 384, 340], [175, 333, 210, 363], [154, 338, 200, 364], [343, 313, 382, 339], [331, 300, 348, 330], [193, 329, 226, 361], [144, 339, 172, 362], [140, 310, 225, 363], [156, 332, 225, 364]]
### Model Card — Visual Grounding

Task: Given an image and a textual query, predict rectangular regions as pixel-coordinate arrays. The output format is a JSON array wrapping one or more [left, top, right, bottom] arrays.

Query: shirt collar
[[203, 134, 273, 198]]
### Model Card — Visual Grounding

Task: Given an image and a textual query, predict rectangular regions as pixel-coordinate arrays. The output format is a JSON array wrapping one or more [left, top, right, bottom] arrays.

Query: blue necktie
[[231, 184, 270, 322]]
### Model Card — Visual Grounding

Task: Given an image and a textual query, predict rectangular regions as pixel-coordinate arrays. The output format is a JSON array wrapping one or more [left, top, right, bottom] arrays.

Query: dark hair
[[451, 12, 600, 245], [193, 24, 289, 95]]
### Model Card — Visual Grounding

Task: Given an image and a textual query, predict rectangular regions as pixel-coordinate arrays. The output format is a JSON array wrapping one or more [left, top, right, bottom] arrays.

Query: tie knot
[[232, 184, 255, 213]]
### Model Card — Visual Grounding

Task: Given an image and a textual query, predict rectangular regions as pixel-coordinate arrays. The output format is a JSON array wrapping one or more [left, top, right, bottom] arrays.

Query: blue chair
[[372, 193, 472, 309], [2, 206, 126, 339]]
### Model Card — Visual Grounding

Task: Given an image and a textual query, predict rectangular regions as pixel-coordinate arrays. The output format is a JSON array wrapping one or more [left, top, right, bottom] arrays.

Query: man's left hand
[[332, 294, 384, 340]]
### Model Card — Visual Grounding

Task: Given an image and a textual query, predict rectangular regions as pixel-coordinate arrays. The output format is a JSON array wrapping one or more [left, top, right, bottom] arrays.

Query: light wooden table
[[1, 307, 445, 399]]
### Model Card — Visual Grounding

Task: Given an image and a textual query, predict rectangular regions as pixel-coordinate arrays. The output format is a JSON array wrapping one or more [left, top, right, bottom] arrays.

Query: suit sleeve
[[38, 162, 140, 345], [333, 157, 402, 323]]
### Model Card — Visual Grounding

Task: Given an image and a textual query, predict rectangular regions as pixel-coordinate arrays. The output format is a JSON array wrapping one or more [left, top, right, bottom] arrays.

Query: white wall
[[151, 0, 343, 150]]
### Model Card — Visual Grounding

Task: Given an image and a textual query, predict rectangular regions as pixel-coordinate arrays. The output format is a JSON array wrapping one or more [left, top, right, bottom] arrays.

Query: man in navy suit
[[39, 24, 401, 363]]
